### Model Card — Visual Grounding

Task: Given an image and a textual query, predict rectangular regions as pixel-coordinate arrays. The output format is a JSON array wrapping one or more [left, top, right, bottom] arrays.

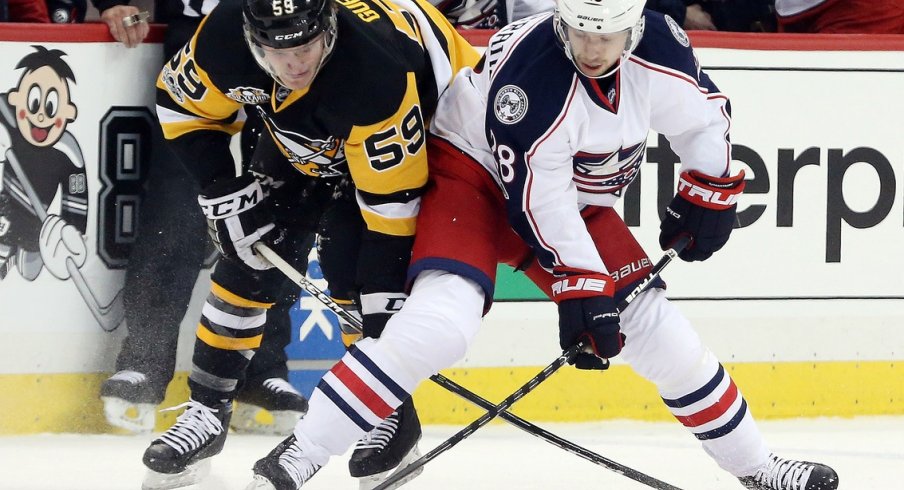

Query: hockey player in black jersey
[[142, 0, 478, 488]]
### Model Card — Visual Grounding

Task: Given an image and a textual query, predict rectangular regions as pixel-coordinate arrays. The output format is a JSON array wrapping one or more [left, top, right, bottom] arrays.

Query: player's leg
[[249, 270, 485, 490], [314, 182, 426, 489], [140, 257, 292, 490], [101, 141, 207, 434], [142, 139, 327, 488], [234, 271, 311, 435], [247, 138, 503, 490], [526, 207, 837, 489], [620, 289, 837, 489]]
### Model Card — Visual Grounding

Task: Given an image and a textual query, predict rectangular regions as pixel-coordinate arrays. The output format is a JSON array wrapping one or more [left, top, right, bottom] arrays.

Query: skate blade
[[358, 444, 424, 490], [244, 474, 278, 490], [142, 459, 211, 490], [101, 396, 155, 434], [231, 404, 304, 435]]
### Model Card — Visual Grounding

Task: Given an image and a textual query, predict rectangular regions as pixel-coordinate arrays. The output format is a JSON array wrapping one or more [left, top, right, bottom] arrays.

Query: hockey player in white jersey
[[247, 1, 840, 489]]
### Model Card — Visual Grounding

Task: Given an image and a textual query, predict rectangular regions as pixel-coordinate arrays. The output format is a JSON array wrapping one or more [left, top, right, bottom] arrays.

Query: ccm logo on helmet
[[275, 31, 305, 41]]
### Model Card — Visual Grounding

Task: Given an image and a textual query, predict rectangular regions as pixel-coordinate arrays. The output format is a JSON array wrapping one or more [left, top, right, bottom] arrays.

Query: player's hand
[[684, 4, 717, 31], [100, 5, 149, 48], [39, 214, 87, 279], [198, 174, 279, 271], [359, 291, 407, 339], [659, 169, 745, 262], [552, 269, 623, 370]]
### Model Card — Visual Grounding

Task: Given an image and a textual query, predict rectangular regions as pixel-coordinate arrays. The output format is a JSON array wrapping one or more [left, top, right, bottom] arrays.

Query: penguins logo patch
[[665, 15, 690, 47], [226, 87, 270, 104], [494, 85, 528, 125]]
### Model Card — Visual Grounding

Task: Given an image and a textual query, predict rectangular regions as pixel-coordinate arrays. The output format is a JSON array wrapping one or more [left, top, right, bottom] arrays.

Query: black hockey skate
[[246, 434, 321, 490], [100, 370, 165, 434], [739, 453, 839, 490], [141, 399, 232, 490], [233, 377, 309, 435], [349, 397, 423, 490]]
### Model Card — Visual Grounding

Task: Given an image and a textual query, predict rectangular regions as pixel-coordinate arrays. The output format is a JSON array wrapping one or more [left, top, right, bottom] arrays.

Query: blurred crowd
[[2, 0, 903, 34]]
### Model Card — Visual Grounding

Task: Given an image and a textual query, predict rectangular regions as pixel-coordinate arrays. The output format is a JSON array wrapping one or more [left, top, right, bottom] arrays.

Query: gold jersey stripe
[[196, 323, 263, 350], [359, 208, 417, 236], [211, 281, 274, 308]]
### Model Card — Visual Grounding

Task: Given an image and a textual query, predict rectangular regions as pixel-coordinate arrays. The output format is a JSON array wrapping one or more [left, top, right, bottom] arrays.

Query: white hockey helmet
[[556, 0, 645, 34], [554, 0, 646, 78]]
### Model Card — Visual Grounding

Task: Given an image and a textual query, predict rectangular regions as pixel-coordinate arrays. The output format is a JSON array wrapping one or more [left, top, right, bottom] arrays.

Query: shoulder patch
[[494, 85, 529, 125], [665, 15, 690, 47], [226, 87, 270, 104]]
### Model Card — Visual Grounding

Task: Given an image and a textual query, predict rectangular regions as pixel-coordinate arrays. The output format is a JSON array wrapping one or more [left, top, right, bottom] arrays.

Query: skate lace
[[158, 400, 224, 455], [109, 370, 147, 384], [279, 440, 319, 487], [263, 377, 302, 396], [751, 454, 814, 490], [354, 410, 400, 450]]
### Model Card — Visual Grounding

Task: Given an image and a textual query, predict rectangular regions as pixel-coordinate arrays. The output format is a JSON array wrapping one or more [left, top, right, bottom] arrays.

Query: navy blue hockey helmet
[[243, 0, 337, 49]]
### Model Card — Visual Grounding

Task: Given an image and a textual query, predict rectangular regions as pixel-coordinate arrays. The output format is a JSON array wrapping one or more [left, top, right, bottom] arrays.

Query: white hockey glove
[[39, 214, 88, 279], [198, 174, 277, 271]]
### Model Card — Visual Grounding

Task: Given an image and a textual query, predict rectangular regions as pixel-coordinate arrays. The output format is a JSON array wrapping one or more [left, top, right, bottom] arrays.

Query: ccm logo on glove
[[199, 184, 263, 219]]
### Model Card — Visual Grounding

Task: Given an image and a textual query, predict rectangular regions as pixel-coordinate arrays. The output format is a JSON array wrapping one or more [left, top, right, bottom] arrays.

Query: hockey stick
[[253, 242, 668, 480], [256, 240, 687, 489], [373, 236, 691, 490], [5, 148, 124, 331]]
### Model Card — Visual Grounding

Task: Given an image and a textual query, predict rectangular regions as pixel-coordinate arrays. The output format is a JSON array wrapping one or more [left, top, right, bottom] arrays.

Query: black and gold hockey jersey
[[155, 0, 478, 239]]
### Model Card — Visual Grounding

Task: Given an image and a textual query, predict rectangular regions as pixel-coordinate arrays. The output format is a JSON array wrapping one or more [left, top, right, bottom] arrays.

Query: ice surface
[[3, 417, 901, 489]]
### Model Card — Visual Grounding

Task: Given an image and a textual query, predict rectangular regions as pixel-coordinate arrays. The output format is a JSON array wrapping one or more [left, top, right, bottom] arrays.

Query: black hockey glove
[[198, 174, 280, 270], [660, 169, 746, 262], [552, 268, 624, 370]]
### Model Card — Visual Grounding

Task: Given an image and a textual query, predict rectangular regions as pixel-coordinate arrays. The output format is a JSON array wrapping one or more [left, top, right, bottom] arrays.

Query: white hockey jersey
[[430, 10, 732, 274]]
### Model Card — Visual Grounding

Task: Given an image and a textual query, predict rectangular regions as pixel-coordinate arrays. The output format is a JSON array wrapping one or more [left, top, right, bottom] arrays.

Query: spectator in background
[[46, 0, 86, 23], [647, 0, 777, 32], [93, 0, 309, 436], [430, 0, 554, 29], [776, 0, 904, 34], [2, 0, 49, 21]]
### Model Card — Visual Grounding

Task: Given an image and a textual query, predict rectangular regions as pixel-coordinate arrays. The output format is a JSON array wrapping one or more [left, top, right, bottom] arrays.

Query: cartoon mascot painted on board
[[0, 46, 88, 283], [1, 46, 123, 331]]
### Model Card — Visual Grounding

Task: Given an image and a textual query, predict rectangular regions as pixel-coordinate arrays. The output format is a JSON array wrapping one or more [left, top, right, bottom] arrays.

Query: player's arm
[[646, 29, 745, 261], [154, 26, 244, 186], [60, 164, 88, 234], [343, 76, 428, 338]]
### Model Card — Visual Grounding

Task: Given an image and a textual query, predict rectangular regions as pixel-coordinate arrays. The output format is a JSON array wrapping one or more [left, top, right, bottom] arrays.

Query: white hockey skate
[[232, 378, 308, 435]]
